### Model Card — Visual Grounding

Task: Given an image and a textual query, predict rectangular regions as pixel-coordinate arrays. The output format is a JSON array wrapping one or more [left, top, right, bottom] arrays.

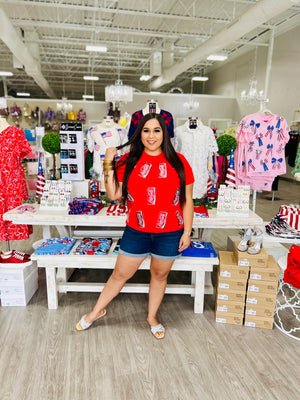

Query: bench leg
[[194, 270, 205, 314], [45, 267, 58, 309]]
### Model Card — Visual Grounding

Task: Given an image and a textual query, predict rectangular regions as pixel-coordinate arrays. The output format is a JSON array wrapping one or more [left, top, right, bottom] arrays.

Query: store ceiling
[[0, 0, 299, 101]]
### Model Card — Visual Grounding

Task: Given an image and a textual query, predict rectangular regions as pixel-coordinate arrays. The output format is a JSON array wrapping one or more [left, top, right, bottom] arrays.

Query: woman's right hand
[[105, 147, 118, 161]]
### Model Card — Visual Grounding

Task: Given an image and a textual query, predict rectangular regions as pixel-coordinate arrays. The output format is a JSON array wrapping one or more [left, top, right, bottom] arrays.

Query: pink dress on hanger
[[0, 126, 32, 241]]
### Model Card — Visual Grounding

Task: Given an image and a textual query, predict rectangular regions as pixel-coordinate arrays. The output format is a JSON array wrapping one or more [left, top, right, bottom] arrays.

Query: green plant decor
[[41, 131, 61, 179], [216, 134, 237, 157]]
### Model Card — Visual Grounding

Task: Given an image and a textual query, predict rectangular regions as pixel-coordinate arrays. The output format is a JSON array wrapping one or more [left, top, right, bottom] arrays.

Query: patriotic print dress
[[0, 126, 32, 241]]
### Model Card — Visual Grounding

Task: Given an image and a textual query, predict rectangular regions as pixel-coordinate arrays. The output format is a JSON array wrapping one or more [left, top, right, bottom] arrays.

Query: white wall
[[206, 25, 300, 124]]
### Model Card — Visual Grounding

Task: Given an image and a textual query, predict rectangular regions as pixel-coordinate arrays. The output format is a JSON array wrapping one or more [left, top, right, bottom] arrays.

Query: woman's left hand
[[178, 233, 191, 252]]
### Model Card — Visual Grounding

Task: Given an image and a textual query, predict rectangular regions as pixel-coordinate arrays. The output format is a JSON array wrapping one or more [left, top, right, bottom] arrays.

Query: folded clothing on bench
[[181, 241, 217, 258], [74, 238, 112, 255], [34, 237, 77, 255]]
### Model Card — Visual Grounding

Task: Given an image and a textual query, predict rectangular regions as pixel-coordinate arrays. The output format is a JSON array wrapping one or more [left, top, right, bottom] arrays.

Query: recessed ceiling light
[[192, 76, 209, 81], [86, 45, 107, 52], [83, 76, 99, 81], [0, 71, 13, 76], [206, 54, 228, 61], [17, 92, 30, 96], [82, 94, 95, 100]]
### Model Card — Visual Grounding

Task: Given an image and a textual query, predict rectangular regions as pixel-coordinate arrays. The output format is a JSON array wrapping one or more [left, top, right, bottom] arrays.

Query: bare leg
[[85, 253, 146, 323], [147, 257, 174, 329]]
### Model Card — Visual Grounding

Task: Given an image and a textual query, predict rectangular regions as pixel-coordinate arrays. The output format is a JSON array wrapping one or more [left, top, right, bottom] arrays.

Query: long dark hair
[[113, 113, 186, 207]]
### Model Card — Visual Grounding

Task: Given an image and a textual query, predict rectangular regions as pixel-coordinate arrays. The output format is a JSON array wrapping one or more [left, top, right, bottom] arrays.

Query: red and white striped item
[[278, 205, 300, 232]]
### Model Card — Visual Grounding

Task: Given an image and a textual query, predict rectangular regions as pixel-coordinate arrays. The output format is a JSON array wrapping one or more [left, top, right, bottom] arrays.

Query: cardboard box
[[217, 277, 247, 292], [246, 291, 276, 308], [244, 315, 274, 330], [218, 251, 249, 280], [233, 241, 269, 267], [216, 300, 245, 314], [215, 311, 243, 325], [245, 303, 275, 318], [247, 279, 278, 295], [216, 288, 246, 302], [249, 255, 280, 282]]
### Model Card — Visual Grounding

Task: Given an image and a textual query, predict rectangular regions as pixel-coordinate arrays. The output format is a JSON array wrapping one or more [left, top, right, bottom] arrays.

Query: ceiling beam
[[0, 1, 231, 23], [0, 8, 56, 98], [11, 19, 210, 40]]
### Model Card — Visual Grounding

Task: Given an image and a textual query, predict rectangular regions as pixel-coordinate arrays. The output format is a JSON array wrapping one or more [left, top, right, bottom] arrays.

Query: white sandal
[[149, 323, 165, 340], [76, 309, 107, 331]]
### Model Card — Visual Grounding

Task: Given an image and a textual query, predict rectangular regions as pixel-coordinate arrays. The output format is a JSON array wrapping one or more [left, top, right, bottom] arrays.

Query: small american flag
[[225, 147, 236, 188], [36, 155, 45, 197]]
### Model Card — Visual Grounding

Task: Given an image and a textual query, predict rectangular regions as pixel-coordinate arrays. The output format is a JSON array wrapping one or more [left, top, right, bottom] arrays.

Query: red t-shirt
[[116, 151, 194, 233]]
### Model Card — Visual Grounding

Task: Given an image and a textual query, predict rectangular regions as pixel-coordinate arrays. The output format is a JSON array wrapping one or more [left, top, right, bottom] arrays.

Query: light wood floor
[[1, 179, 300, 400]]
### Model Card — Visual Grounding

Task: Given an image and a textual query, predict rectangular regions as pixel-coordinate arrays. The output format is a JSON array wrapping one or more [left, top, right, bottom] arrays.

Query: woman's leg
[[147, 257, 174, 327], [85, 253, 146, 323]]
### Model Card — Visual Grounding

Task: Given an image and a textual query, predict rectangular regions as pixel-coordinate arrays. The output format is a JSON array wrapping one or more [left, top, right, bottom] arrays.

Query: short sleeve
[[178, 153, 194, 185], [16, 129, 31, 161], [116, 153, 129, 182]]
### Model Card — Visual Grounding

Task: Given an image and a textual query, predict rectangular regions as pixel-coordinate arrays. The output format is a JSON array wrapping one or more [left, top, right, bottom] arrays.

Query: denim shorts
[[119, 225, 184, 260]]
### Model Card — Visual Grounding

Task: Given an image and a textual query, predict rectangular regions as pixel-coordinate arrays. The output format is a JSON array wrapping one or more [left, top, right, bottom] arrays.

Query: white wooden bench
[[31, 239, 219, 313]]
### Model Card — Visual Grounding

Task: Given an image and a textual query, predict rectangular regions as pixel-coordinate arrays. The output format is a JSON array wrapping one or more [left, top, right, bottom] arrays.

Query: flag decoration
[[225, 147, 236, 188], [36, 155, 45, 197]]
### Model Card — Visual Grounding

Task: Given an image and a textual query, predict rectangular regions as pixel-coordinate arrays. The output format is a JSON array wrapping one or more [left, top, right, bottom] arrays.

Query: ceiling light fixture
[[240, 79, 265, 104], [83, 76, 99, 81], [140, 75, 151, 81], [17, 92, 30, 96], [82, 94, 95, 100], [206, 54, 228, 61], [0, 71, 13, 76], [105, 80, 133, 104], [192, 76, 209, 81], [86, 45, 107, 52]]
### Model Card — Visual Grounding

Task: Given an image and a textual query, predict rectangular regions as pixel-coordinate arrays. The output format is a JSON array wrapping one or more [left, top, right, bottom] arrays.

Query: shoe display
[[237, 227, 253, 252], [0, 250, 32, 267], [247, 229, 263, 255], [1, 250, 31, 260]]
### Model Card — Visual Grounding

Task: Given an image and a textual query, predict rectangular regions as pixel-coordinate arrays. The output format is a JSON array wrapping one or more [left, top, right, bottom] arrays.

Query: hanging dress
[[0, 125, 32, 241]]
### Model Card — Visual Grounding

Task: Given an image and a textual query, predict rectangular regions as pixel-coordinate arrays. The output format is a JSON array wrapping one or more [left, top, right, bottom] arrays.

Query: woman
[[76, 113, 194, 339]]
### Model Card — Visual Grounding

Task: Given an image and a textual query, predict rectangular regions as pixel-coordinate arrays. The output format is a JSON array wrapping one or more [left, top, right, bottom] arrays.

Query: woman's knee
[[111, 268, 130, 282], [150, 268, 169, 282]]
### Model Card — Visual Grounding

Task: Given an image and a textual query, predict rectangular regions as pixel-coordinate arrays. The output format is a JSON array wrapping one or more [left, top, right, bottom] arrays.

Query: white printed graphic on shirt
[[138, 163, 152, 178], [136, 211, 145, 227], [126, 208, 131, 223], [127, 190, 134, 202], [146, 187, 156, 205], [158, 163, 167, 178], [172, 188, 180, 206], [156, 211, 168, 229], [176, 210, 184, 226]]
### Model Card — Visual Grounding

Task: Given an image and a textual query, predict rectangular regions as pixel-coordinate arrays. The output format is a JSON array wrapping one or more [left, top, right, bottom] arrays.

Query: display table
[[3, 204, 263, 311], [3, 204, 264, 238]]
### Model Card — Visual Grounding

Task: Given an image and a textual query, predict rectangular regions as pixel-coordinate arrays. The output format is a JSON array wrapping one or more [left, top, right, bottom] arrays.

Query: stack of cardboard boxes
[[215, 241, 280, 329]]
